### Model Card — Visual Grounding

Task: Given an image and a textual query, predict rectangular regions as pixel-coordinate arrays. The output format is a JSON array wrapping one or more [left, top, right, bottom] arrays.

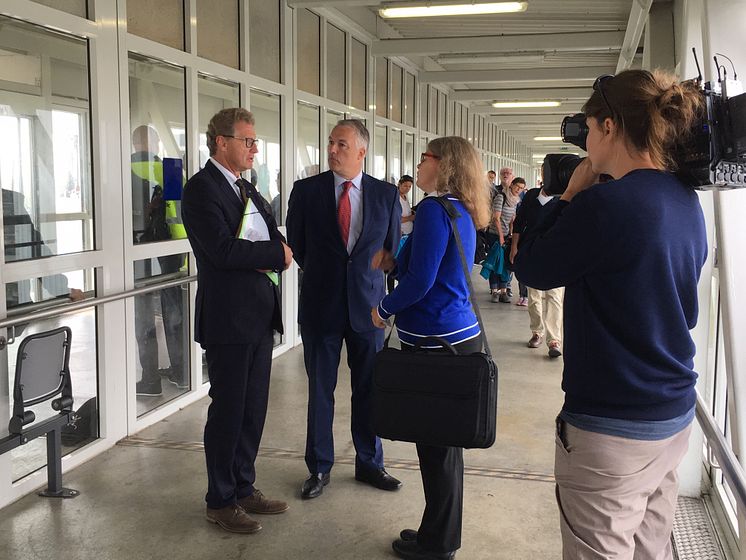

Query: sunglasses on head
[[593, 74, 615, 117]]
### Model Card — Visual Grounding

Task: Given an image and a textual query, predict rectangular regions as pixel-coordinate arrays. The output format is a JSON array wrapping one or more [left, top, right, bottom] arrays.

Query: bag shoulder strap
[[430, 195, 492, 358]]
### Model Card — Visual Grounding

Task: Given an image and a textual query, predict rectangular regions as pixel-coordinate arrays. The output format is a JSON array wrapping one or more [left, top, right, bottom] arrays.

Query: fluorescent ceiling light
[[533, 136, 563, 141], [438, 54, 543, 65], [380, 2, 527, 19], [492, 101, 561, 108]]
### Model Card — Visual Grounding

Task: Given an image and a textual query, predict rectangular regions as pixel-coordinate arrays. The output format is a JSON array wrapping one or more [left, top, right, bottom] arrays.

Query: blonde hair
[[427, 137, 492, 229], [583, 69, 705, 171]]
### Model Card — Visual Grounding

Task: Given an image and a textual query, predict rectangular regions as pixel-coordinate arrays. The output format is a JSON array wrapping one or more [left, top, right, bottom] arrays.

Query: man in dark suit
[[182, 108, 293, 534], [287, 119, 403, 499]]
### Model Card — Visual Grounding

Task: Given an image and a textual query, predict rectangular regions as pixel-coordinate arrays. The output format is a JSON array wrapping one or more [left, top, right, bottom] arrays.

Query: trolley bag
[[372, 196, 498, 449]]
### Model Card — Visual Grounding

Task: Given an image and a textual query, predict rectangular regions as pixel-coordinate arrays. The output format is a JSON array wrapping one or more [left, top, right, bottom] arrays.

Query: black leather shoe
[[301, 473, 330, 499], [354, 468, 402, 491], [400, 529, 418, 541], [392, 538, 455, 559]]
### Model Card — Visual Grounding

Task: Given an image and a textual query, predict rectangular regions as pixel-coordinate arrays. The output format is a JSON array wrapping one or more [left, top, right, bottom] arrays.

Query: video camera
[[542, 50, 746, 195]]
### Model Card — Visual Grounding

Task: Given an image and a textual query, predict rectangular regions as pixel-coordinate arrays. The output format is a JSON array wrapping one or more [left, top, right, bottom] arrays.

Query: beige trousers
[[554, 419, 692, 560], [527, 287, 564, 345]]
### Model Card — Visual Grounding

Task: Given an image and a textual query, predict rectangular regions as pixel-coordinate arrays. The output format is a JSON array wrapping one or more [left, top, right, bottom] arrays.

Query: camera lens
[[542, 154, 585, 195]]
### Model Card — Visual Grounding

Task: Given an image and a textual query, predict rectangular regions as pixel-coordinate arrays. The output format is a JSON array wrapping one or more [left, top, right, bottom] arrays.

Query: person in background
[[387, 175, 415, 293], [514, 70, 706, 559], [486, 170, 497, 188], [489, 177, 523, 303], [510, 183, 563, 357], [372, 136, 491, 560], [130, 125, 189, 396]]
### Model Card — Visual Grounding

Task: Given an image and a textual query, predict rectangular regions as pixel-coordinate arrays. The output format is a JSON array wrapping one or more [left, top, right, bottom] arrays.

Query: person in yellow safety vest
[[131, 125, 189, 397]]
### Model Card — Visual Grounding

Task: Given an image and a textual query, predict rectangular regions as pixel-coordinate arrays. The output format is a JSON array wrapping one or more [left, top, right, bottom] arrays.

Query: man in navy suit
[[182, 108, 293, 533], [287, 119, 403, 499]]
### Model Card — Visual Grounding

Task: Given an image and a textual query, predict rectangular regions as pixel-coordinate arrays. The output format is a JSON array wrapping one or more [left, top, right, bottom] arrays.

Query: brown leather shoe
[[205, 504, 262, 533], [238, 489, 289, 515]]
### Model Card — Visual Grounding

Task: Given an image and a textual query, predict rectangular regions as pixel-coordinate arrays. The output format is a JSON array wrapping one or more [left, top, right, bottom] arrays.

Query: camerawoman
[[513, 70, 707, 559]]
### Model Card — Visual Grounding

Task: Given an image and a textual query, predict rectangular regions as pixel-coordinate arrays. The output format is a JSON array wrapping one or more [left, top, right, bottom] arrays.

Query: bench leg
[[38, 427, 79, 499]]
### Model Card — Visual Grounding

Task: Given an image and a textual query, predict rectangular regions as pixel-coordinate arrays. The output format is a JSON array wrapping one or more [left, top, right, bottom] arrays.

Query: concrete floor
[[0, 284, 568, 560]]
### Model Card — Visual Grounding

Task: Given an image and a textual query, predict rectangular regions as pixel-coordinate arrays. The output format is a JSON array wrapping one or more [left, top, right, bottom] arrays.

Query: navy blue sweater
[[514, 169, 707, 421], [378, 196, 480, 347]]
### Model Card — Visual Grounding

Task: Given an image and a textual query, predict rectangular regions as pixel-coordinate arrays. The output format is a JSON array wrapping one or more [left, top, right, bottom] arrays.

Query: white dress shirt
[[333, 171, 363, 253], [210, 157, 242, 200], [400, 195, 413, 235]]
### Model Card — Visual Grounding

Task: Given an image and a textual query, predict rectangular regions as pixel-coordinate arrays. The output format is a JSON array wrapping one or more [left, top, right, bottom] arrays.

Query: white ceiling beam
[[617, 0, 653, 72], [420, 65, 612, 84], [371, 31, 625, 57], [452, 87, 591, 102]]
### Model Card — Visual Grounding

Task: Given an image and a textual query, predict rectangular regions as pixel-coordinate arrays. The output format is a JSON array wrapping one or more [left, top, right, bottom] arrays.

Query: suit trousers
[[404, 335, 483, 553], [203, 331, 274, 509], [301, 323, 384, 475], [528, 287, 564, 345], [555, 419, 692, 560]]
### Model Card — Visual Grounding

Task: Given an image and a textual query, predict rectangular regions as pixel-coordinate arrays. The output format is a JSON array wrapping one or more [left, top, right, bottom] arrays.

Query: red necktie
[[337, 181, 352, 247], [338, 181, 353, 248]]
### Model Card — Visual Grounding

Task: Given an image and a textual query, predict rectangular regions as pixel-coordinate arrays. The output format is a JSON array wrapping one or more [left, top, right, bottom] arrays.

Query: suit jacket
[[287, 170, 401, 333], [182, 160, 285, 345]]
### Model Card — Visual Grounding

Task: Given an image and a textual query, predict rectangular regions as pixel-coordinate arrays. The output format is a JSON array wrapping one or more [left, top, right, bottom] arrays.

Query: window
[[250, 0, 281, 81], [374, 125, 387, 181], [350, 39, 367, 111], [405, 72, 416, 127], [197, 75, 240, 169], [127, 0, 184, 50], [128, 54, 187, 246], [375, 59, 388, 118], [198, 0, 240, 69], [296, 103, 320, 179], [0, 16, 94, 263], [391, 65, 403, 123], [250, 90, 282, 222], [297, 9, 320, 95], [326, 23, 346, 104]]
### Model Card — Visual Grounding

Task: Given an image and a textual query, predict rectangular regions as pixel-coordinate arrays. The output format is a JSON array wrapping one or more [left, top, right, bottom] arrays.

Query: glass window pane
[[5, 269, 98, 479], [438, 92, 446, 136], [405, 72, 415, 127], [32, 0, 87, 17], [250, 0, 281, 81], [374, 125, 387, 181], [420, 85, 428, 130], [390, 129, 401, 184], [391, 65, 403, 123], [128, 54, 186, 246], [428, 88, 437, 133], [127, 0, 184, 51], [404, 133, 415, 177], [326, 23, 346, 104], [198, 0, 239, 69], [325, 110, 344, 148], [297, 9, 320, 96], [250, 90, 282, 224], [296, 103, 319, 179], [0, 17, 93, 263], [197, 74, 240, 169], [375, 59, 388, 118], [351, 39, 367, 111], [134, 254, 191, 417]]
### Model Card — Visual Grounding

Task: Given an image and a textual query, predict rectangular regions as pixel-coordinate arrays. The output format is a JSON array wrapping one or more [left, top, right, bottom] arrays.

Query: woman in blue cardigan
[[371, 136, 491, 560], [514, 70, 707, 559]]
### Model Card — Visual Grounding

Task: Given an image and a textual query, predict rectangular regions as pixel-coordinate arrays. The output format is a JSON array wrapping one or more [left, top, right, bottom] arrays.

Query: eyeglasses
[[420, 152, 441, 163], [223, 135, 260, 149], [593, 74, 615, 117]]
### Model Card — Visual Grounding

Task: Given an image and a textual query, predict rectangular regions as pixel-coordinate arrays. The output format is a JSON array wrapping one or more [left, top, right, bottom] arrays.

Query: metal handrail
[[0, 274, 197, 331], [696, 392, 746, 512]]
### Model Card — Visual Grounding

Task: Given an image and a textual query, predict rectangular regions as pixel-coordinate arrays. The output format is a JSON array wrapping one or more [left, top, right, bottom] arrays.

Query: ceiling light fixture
[[380, 2, 527, 19], [533, 136, 563, 141], [491, 101, 561, 108]]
